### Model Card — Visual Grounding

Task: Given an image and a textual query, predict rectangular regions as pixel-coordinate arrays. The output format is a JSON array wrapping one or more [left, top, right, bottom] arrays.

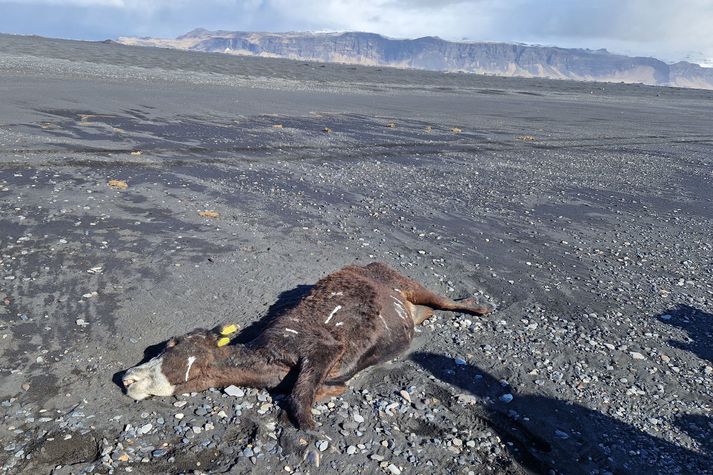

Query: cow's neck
[[212, 343, 288, 388]]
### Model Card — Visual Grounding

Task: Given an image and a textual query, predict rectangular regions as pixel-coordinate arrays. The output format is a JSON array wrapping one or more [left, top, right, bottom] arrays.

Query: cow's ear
[[166, 338, 177, 348]]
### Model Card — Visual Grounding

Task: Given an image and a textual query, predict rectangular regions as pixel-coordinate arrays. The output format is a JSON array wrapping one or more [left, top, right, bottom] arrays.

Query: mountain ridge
[[118, 30, 713, 90]]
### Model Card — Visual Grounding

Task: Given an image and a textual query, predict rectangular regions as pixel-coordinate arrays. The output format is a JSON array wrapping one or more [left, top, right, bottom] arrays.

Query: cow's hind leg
[[286, 341, 344, 430], [406, 286, 494, 316], [411, 305, 434, 325]]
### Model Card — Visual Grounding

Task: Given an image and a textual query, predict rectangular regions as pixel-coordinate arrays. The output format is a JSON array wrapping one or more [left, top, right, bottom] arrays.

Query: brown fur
[[123, 262, 493, 429]]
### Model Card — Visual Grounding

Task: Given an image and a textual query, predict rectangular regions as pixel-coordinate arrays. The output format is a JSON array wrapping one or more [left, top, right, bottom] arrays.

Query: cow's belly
[[326, 291, 415, 383]]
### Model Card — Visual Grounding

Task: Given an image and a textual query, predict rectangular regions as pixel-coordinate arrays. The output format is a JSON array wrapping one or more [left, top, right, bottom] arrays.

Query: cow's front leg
[[287, 342, 344, 430]]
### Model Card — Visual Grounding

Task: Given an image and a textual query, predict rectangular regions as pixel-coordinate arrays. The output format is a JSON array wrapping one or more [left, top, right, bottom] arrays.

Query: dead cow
[[122, 262, 494, 429]]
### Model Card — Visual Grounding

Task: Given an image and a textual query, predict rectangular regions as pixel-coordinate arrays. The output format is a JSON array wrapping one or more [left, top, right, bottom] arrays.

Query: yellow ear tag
[[217, 337, 231, 347], [220, 324, 238, 336]]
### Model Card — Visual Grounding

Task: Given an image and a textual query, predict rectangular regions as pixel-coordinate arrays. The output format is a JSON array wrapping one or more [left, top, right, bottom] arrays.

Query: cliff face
[[118, 30, 713, 90]]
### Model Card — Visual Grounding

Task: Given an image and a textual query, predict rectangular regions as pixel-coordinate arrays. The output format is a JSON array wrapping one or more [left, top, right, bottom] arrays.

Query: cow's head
[[121, 324, 239, 400]]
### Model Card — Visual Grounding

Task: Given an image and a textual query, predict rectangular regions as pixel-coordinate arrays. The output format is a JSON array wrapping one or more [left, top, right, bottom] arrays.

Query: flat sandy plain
[[0, 33, 712, 474]]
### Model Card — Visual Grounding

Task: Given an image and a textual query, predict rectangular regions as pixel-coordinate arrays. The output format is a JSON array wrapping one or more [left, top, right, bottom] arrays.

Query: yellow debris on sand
[[108, 179, 128, 190], [517, 135, 537, 141], [198, 210, 220, 219]]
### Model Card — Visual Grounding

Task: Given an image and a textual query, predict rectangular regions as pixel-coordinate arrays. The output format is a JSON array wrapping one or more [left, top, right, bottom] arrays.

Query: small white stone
[[630, 352, 646, 360], [224, 385, 245, 397], [387, 463, 401, 475]]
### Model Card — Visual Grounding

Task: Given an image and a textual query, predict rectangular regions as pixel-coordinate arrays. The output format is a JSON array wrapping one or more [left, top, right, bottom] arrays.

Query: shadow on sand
[[410, 352, 712, 474], [656, 304, 713, 364]]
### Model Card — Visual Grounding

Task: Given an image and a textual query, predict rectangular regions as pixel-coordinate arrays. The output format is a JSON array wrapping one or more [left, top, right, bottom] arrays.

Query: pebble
[[138, 423, 152, 435], [399, 390, 411, 404], [387, 463, 402, 475], [317, 440, 328, 452], [225, 385, 245, 397], [554, 430, 570, 439], [342, 421, 359, 430], [499, 394, 513, 403], [630, 352, 646, 360], [152, 448, 167, 457], [174, 413, 185, 420], [346, 445, 357, 455], [305, 449, 320, 467], [454, 357, 467, 365], [353, 413, 365, 423]]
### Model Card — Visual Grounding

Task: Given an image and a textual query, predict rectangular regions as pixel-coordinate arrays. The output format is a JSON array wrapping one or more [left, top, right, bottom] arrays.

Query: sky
[[1, 0, 712, 64]]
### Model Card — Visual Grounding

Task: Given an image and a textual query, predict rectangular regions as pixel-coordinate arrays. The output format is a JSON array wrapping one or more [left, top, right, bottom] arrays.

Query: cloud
[[0, 0, 711, 61]]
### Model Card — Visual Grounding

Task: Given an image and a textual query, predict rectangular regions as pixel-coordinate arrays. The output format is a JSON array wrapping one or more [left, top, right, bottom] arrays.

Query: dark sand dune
[[0, 34, 712, 474]]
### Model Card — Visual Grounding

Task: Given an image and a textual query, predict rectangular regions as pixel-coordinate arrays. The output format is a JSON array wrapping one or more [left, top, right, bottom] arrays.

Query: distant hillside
[[118, 30, 713, 90]]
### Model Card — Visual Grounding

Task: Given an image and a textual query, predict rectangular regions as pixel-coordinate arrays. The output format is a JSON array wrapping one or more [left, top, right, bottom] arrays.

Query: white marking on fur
[[391, 296, 408, 320], [394, 304, 407, 320], [329, 291, 344, 297], [325, 305, 342, 324], [379, 314, 390, 332], [185, 356, 196, 382], [285, 328, 299, 334], [335, 322, 344, 326]]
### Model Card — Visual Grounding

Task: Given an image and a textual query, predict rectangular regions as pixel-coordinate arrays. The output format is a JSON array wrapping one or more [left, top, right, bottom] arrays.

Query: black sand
[[0, 34, 712, 474]]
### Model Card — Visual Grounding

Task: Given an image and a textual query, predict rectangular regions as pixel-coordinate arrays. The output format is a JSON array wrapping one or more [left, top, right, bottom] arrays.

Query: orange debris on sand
[[108, 179, 128, 190]]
